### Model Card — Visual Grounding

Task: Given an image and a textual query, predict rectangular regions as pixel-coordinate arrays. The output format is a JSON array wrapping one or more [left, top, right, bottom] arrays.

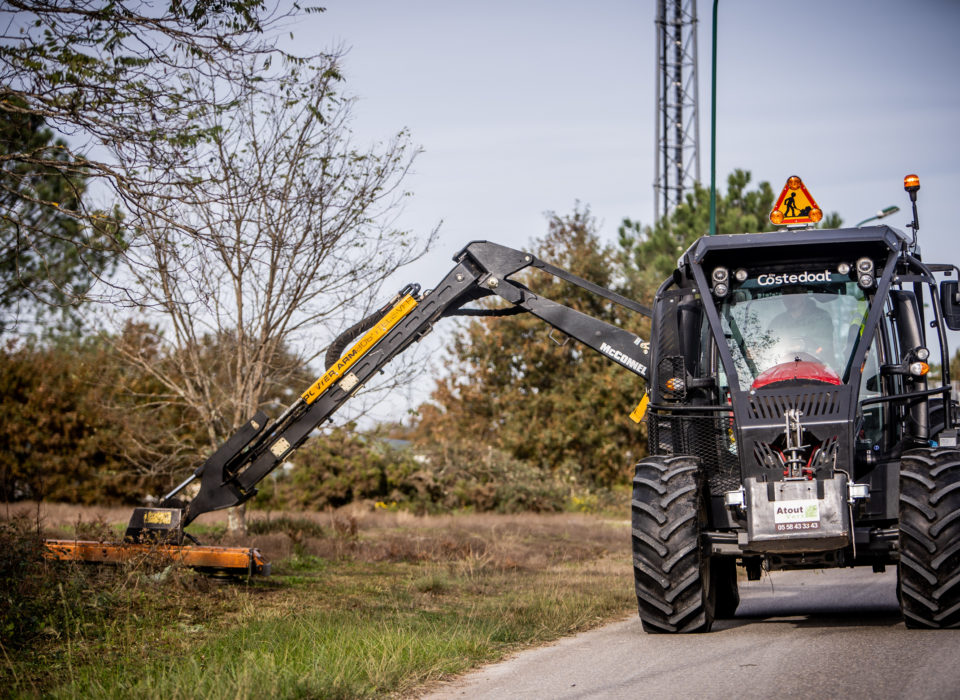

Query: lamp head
[[904, 174, 920, 202]]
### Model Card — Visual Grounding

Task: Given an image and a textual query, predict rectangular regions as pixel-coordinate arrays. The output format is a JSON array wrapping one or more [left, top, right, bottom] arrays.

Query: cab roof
[[679, 225, 909, 272]]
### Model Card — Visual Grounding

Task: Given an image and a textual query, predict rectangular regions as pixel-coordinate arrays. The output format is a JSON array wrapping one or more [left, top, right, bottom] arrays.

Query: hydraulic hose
[[324, 283, 422, 370], [448, 306, 526, 318], [324, 303, 393, 370], [325, 284, 525, 370]]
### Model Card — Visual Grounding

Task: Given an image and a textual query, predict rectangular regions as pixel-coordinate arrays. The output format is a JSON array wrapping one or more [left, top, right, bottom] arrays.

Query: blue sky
[[292, 0, 960, 416], [299, 1, 960, 268]]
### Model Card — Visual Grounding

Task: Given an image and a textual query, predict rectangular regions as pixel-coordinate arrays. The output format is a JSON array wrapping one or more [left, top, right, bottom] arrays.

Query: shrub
[[253, 429, 568, 515], [247, 515, 326, 540], [250, 424, 417, 510], [0, 332, 205, 504], [0, 515, 114, 649], [427, 443, 567, 514]]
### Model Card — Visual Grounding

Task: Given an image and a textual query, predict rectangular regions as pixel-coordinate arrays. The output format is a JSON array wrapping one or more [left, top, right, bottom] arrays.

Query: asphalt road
[[423, 568, 960, 699]]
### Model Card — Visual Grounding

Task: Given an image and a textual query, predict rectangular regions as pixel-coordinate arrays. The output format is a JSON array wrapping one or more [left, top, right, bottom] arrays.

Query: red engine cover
[[751, 360, 842, 389]]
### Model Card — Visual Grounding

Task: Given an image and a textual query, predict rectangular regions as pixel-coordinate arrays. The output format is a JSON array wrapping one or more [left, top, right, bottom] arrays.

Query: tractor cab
[[635, 175, 960, 632], [648, 195, 958, 553]]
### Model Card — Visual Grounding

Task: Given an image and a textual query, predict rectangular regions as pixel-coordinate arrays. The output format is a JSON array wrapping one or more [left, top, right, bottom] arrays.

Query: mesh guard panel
[[648, 410, 741, 495]]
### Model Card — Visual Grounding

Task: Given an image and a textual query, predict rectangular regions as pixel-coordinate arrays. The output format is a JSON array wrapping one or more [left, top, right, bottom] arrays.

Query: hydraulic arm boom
[[171, 241, 652, 527]]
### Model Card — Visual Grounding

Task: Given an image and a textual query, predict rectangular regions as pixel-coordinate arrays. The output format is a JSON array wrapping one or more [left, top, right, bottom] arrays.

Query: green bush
[[252, 427, 568, 515], [247, 515, 326, 539], [250, 424, 412, 510], [428, 444, 567, 513]]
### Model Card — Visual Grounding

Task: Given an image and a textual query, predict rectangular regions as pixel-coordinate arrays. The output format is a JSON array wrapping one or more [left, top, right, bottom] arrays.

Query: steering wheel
[[779, 350, 821, 364]]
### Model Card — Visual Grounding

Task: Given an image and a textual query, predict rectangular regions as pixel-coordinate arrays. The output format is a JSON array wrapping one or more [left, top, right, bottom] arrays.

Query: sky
[[289, 0, 960, 419]]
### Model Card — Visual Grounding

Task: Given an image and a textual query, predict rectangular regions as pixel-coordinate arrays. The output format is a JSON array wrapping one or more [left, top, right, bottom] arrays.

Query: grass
[[1, 508, 634, 699]]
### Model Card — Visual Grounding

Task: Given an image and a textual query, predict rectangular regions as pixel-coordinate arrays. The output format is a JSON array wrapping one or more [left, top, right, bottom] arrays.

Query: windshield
[[717, 271, 869, 390]]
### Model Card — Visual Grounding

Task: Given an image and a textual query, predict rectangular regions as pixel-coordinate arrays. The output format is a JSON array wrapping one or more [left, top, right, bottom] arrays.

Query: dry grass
[[288, 510, 628, 569], [13, 500, 629, 572]]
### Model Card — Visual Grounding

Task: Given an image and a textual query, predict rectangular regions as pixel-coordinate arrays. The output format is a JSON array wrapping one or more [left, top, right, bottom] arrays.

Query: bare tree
[[0, 1, 323, 315], [113, 53, 436, 532]]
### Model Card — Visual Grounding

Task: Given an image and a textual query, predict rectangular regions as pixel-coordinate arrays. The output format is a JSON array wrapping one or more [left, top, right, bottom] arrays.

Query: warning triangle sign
[[770, 176, 822, 226]]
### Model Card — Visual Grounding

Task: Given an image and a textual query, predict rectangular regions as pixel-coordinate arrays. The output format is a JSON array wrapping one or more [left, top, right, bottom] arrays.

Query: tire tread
[[898, 448, 960, 628]]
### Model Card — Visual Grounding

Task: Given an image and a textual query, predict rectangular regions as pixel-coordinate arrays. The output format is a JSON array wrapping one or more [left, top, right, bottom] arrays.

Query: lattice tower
[[654, 0, 700, 223]]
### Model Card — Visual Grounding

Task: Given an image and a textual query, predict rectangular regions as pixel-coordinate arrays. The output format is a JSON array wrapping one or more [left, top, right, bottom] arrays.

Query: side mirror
[[941, 280, 960, 331]]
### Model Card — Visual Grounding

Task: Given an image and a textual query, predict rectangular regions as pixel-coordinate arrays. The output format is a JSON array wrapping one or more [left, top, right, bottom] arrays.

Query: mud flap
[[742, 475, 850, 553]]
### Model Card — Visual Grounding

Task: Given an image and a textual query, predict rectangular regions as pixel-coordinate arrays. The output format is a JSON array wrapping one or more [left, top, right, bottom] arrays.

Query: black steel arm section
[[172, 240, 651, 527]]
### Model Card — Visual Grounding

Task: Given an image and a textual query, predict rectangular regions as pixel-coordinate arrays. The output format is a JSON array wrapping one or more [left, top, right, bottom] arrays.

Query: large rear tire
[[898, 447, 960, 629], [631, 454, 714, 633]]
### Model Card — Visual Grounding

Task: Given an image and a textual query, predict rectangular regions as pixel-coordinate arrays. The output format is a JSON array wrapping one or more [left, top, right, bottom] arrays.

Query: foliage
[[0, 326, 313, 504], [0, 330, 206, 503], [419, 442, 568, 513], [413, 206, 648, 487], [254, 425, 568, 514], [257, 425, 409, 511], [0, 1, 320, 310], [0, 97, 123, 333]]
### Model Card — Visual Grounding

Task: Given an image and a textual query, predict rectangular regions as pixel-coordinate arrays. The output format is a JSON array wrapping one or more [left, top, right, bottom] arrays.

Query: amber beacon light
[[903, 173, 921, 243], [904, 174, 920, 197]]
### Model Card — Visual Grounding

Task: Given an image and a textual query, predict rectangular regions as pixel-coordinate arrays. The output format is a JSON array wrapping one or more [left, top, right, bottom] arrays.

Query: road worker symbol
[[770, 175, 823, 226], [783, 192, 799, 218]]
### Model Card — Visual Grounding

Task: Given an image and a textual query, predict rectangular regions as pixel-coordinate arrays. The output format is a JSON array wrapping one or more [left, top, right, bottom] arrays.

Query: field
[[1, 503, 634, 698]]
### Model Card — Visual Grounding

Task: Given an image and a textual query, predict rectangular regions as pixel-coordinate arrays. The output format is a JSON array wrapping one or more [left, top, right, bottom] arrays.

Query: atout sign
[[774, 499, 821, 524]]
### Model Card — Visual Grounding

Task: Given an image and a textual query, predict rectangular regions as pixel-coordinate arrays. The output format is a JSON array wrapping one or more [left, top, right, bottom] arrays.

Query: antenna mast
[[654, 0, 701, 223]]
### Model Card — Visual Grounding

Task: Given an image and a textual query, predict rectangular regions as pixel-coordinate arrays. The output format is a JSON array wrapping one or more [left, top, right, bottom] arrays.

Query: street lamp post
[[709, 0, 718, 236], [856, 205, 900, 228]]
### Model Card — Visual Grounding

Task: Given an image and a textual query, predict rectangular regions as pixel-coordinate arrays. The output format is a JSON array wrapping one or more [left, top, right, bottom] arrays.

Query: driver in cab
[[766, 290, 836, 363]]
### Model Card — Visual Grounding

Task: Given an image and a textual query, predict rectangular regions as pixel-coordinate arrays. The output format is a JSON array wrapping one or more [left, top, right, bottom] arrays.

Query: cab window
[[717, 271, 869, 391]]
